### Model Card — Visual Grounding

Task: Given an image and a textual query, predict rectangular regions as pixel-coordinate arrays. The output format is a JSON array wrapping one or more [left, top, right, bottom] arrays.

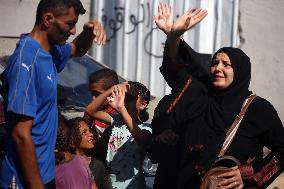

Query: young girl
[[86, 81, 152, 189], [55, 116, 98, 189]]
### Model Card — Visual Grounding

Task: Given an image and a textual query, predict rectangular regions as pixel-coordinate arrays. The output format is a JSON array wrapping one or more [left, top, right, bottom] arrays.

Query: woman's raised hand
[[154, 3, 173, 36], [170, 8, 207, 38]]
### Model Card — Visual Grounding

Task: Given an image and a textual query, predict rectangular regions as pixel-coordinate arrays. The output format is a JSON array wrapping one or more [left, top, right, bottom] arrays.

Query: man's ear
[[42, 12, 55, 27]]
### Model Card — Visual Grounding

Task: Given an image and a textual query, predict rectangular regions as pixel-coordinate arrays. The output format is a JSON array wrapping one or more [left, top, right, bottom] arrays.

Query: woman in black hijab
[[149, 3, 284, 189]]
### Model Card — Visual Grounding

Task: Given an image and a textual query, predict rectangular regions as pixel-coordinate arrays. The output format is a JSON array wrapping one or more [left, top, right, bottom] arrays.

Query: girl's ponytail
[[139, 108, 149, 123]]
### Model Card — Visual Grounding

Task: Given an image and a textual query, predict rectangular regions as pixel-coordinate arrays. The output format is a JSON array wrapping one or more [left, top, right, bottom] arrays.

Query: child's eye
[[91, 90, 101, 97], [81, 130, 88, 136]]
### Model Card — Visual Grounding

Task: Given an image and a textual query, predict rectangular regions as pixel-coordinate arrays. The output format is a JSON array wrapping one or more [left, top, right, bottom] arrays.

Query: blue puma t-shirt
[[0, 34, 71, 188]]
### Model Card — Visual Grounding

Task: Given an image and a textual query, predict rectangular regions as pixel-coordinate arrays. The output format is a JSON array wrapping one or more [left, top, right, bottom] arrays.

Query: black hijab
[[194, 47, 253, 170], [154, 42, 284, 188], [207, 47, 252, 131]]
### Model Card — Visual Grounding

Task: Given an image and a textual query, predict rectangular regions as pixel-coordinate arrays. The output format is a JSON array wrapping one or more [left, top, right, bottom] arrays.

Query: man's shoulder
[[19, 34, 42, 49], [11, 34, 44, 61]]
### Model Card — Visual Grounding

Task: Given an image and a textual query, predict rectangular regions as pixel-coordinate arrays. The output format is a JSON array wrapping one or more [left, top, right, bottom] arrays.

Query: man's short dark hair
[[35, 0, 86, 24], [89, 68, 119, 90]]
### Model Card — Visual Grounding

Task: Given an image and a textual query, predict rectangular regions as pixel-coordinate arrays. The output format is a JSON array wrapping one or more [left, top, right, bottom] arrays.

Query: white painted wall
[[239, 0, 284, 122], [0, 0, 90, 37]]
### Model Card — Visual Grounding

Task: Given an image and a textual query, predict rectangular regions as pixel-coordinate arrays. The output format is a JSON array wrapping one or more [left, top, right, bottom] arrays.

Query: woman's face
[[210, 52, 234, 90], [78, 121, 94, 150]]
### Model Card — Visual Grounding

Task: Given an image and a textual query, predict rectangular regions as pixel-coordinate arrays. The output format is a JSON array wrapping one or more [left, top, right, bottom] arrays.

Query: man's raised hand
[[84, 20, 107, 45]]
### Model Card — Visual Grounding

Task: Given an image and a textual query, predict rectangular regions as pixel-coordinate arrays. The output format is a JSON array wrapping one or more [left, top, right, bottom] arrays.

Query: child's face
[[89, 82, 105, 98], [125, 95, 147, 118], [125, 94, 138, 112], [89, 82, 108, 108], [78, 121, 94, 150]]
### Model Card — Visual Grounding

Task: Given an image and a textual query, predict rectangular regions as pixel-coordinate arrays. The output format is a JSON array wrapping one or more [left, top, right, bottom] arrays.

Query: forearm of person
[[160, 38, 186, 87], [86, 88, 112, 116], [166, 34, 181, 61], [71, 29, 95, 57], [161, 37, 184, 73], [239, 153, 283, 188], [118, 107, 151, 146], [12, 117, 44, 189]]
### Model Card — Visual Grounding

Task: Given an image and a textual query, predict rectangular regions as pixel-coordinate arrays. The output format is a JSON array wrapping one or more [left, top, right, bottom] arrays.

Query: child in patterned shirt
[[86, 81, 152, 189]]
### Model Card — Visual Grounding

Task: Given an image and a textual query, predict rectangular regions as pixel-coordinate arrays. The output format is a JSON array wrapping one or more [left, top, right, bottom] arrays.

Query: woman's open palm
[[172, 8, 207, 37], [154, 3, 173, 35]]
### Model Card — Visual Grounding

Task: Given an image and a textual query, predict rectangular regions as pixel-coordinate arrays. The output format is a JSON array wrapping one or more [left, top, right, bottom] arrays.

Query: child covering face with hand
[[86, 82, 152, 189]]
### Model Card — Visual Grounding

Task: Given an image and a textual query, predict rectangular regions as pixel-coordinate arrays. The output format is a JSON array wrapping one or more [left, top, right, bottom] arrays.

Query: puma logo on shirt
[[47, 73, 52, 82], [21, 63, 32, 71]]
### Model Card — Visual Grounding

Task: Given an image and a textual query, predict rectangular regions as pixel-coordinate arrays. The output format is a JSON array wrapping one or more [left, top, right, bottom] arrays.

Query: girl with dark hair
[[55, 117, 98, 189], [149, 3, 284, 189], [85, 82, 152, 189], [55, 114, 72, 165]]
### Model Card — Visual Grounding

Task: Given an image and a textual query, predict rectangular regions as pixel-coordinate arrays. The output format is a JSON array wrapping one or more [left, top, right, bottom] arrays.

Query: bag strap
[[218, 94, 257, 158]]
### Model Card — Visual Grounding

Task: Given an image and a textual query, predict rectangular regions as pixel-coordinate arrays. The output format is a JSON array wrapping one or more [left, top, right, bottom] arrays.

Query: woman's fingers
[[218, 166, 239, 177], [191, 8, 202, 16], [164, 3, 169, 15], [161, 3, 166, 16], [197, 10, 208, 21], [157, 3, 161, 15], [217, 167, 243, 189], [168, 4, 172, 15], [223, 180, 240, 189], [218, 175, 238, 185]]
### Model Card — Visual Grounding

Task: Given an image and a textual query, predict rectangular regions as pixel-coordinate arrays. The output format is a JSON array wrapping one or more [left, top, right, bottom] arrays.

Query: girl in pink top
[[55, 116, 98, 189]]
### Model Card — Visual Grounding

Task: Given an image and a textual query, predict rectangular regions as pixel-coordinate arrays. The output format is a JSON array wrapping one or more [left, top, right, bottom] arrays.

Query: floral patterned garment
[[106, 113, 152, 189]]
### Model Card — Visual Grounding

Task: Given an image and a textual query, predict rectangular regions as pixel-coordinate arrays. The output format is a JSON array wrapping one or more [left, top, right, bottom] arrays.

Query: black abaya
[[149, 40, 284, 189]]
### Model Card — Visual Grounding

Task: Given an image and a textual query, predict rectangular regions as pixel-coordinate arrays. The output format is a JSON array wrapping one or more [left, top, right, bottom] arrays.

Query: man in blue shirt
[[0, 0, 106, 188]]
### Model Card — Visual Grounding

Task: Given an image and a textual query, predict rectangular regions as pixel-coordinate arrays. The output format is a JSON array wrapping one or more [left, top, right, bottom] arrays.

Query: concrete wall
[[0, 0, 90, 56], [239, 0, 284, 122], [0, 0, 90, 37], [239, 1, 284, 187]]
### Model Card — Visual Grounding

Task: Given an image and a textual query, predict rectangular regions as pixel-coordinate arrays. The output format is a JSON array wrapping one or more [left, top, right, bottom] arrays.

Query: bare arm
[[12, 115, 44, 189], [118, 106, 151, 146], [109, 85, 151, 146], [85, 88, 112, 125], [71, 20, 107, 57]]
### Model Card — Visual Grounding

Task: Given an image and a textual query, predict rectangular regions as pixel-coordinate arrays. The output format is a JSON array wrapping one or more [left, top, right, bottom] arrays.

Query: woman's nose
[[215, 62, 223, 71]]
